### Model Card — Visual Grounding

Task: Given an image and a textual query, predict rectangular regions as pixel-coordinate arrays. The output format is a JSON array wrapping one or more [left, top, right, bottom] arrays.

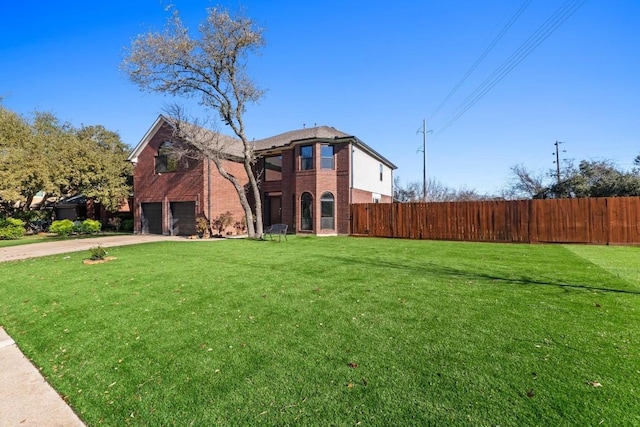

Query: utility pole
[[422, 119, 426, 201], [553, 141, 565, 184], [416, 119, 429, 201]]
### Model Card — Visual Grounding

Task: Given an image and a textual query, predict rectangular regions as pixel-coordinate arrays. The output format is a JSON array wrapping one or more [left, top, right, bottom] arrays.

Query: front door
[[268, 196, 281, 225]]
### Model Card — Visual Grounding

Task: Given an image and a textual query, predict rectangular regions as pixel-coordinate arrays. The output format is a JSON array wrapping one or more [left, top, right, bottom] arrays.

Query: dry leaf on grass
[[588, 381, 603, 387]]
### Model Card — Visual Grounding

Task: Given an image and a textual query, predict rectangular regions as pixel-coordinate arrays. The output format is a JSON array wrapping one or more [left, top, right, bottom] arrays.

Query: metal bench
[[266, 223, 288, 242]]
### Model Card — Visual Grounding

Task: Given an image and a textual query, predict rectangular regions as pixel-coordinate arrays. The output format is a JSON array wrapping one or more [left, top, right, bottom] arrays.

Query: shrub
[[13, 210, 49, 233], [50, 219, 74, 236], [234, 217, 247, 234], [213, 211, 234, 235], [196, 217, 210, 237], [89, 245, 107, 260], [121, 219, 134, 232], [78, 219, 101, 234], [107, 217, 122, 232], [0, 218, 26, 240]]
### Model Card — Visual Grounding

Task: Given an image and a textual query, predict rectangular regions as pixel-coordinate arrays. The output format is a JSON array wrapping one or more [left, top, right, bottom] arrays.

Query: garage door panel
[[141, 203, 162, 234], [170, 202, 196, 236]]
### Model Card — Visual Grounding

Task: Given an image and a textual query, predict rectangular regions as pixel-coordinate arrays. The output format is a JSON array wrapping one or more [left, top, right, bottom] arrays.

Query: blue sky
[[1, 1, 638, 194]]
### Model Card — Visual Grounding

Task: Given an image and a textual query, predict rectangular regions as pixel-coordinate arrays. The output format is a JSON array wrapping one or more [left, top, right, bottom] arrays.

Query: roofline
[[256, 135, 397, 169], [255, 136, 347, 155], [352, 137, 397, 169], [127, 115, 172, 163], [129, 117, 397, 169]]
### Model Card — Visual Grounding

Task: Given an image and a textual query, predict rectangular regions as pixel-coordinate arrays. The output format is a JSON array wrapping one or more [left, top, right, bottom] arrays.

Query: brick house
[[127, 115, 395, 236]]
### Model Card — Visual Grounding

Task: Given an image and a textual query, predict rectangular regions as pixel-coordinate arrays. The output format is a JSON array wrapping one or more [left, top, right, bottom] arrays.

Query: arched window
[[321, 192, 334, 230], [301, 192, 313, 231], [155, 141, 179, 174]]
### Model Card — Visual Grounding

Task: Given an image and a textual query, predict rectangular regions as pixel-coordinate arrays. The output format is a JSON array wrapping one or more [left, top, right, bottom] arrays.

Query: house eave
[[352, 137, 397, 170], [127, 115, 171, 163], [255, 135, 396, 169]]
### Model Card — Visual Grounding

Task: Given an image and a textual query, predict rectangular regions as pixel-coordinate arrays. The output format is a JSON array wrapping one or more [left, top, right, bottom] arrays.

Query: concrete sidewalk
[[0, 328, 85, 427], [0, 234, 213, 425]]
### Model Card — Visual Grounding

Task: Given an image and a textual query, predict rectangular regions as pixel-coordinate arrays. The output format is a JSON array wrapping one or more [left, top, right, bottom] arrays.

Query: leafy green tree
[[74, 125, 133, 212], [0, 107, 53, 212], [0, 106, 132, 215], [569, 160, 640, 197], [512, 159, 640, 199]]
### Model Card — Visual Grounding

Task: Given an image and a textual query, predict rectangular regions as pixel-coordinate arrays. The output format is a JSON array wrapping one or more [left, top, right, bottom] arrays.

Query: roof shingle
[[253, 126, 352, 150]]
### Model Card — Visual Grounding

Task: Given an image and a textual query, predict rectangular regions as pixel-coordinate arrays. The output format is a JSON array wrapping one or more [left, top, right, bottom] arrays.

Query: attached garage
[[170, 201, 196, 236], [141, 203, 163, 234]]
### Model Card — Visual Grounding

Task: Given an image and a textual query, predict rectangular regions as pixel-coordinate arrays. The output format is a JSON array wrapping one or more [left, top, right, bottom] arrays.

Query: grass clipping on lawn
[[0, 237, 639, 425]]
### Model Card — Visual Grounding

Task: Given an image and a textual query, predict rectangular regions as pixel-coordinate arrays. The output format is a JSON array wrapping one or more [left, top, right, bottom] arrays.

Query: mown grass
[[0, 237, 639, 426], [0, 233, 64, 247]]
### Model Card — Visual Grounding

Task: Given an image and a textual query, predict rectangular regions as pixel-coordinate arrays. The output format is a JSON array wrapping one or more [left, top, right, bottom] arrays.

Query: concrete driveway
[[0, 234, 186, 263]]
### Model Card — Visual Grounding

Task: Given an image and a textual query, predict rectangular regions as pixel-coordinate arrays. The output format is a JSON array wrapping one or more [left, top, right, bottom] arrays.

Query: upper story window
[[379, 163, 383, 181], [321, 144, 334, 169], [264, 155, 282, 181], [155, 141, 178, 174], [300, 145, 313, 170]]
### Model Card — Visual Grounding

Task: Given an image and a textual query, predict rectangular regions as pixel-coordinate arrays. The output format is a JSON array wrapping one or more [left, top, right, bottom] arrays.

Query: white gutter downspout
[[350, 141, 354, 205]]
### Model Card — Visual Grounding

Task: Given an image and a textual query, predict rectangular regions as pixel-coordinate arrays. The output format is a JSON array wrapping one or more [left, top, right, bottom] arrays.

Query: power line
[[430, 0, 533, 119], [435, 0, 587, 135]]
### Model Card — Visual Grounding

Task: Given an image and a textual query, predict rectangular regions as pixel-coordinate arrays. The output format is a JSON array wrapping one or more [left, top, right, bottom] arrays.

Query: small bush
[[213, 211, 234, 236], [121, 219, 134, 232], [0, 218, 26, 240], [79, 219, 101, 234], [107, 217, 122, 232], [50, 219, 74, 236], [13, 210, 49, 233], [234, 217, 247, 234], [89, 245, 107, 260]]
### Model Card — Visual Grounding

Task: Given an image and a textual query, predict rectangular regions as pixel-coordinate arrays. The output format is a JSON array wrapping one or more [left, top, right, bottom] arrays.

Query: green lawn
[[0, 233, 63, 247], [1, 237, 639, 426]]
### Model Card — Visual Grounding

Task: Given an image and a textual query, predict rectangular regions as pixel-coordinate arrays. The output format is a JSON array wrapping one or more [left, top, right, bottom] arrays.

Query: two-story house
[[127, 115, 395, 236]]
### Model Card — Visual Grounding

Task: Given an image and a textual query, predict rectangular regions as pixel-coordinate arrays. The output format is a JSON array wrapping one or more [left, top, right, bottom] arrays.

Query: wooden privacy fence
[[350, 197, 640, 244]]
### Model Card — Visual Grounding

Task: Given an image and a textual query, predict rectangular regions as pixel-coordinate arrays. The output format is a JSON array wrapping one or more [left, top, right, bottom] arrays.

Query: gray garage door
[[141, 203, 163, 234], [170, 202, 196, 236]]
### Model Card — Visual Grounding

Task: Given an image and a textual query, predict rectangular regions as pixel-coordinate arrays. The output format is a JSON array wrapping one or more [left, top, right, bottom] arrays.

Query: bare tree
[[164, 105, 258, 234], [122, 6, 265, 238], [394, 176, 488, 202], [506, 164, 546, 199]]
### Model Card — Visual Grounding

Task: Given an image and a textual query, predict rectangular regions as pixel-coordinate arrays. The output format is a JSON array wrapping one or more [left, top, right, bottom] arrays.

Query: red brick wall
[[205, 158, 247, 234], [134, 124, 391, 236], [289, 142, 344, 235], [132, 122, 246, 235], [255, 142, 354, 235], [351, 189, 371, 203], [335, 143, 351, 234]]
